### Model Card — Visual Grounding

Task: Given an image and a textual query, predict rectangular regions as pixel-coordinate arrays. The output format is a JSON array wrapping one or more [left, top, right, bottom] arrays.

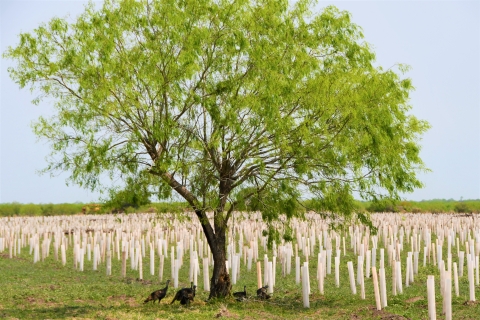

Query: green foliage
[[18, 203, 42, 216], [365, 198, 397, 213], [4, 0, 429, 235], [0, 202, 189, 216], [2, 200, 479, 217], [138, 202, 189, 214], [454, 201, 471, 213], [0, 202, 22, 216], [103, 174, 152, 212], [233, 187, 262, 212], [359, 199, 480, 214], [0, 202, 84, 216], [49, 203, 85, 215]]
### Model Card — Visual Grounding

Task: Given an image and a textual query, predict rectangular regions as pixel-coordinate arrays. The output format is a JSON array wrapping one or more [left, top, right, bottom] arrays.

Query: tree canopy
[[103, 172, 152, 212], [4, 0, 429, 296]]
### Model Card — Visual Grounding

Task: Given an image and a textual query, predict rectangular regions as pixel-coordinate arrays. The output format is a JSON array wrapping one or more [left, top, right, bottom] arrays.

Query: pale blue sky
[[1, 0, 479, 204]]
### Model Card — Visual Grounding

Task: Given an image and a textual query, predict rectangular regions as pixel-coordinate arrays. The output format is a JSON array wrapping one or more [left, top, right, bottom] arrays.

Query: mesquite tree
[[4, 0, 429, 297]]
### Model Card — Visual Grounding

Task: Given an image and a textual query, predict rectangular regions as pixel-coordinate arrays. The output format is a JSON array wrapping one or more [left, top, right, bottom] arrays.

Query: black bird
[[180, 284, 196, 306], [233, 285, 247, 301], [257, 285, 270, 300], [171, 282, 194, 305], [144, 280, 170, 304]]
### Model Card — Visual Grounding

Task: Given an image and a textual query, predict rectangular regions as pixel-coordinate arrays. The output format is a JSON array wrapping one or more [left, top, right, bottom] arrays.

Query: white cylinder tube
[[427, 275, 436, 320], [302, 265, 310, 308], [453, 262, 459, 297], [372, 266, 381, 310], [335, 256, 340, 287], [347, 261, 356, 295], [203, 257, 210, 292], [379, 267, 388, 308]]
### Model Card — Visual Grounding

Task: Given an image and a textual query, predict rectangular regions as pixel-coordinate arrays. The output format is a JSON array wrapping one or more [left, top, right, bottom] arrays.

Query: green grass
[[1, 223, 480, 318]]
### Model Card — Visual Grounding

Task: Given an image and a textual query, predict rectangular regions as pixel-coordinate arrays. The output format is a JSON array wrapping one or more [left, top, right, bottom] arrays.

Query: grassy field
[[1, 222, 480, 320]]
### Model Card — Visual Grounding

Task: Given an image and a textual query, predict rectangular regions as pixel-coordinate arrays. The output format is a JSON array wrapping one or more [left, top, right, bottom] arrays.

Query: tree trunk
[[159, 172, 232, 298], [208, 228, 231, 299]]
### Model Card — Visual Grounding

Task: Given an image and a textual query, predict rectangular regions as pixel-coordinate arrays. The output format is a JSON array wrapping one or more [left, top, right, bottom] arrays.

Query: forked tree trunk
[[193, 208, 231, 299], [161, 172, 232, 297], [208, 228, 231, 299]]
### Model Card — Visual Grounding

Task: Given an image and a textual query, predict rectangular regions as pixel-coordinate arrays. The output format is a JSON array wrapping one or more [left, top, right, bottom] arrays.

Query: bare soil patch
[[405, 296, 423, 303], [107, 294, 139, 307], [216, 305, 239, 318], [25, 297, 60, 308]]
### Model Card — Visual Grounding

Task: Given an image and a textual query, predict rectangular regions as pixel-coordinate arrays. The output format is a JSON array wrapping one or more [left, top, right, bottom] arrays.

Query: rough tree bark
[[209, 228, 231, 298], [193, 209, 231, 299]]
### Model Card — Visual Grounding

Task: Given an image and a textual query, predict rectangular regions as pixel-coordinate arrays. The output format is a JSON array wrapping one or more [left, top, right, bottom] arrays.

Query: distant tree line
[[0, 199, 479, 217], [0, 202, 189, 216], [361, 199, 480, 214]]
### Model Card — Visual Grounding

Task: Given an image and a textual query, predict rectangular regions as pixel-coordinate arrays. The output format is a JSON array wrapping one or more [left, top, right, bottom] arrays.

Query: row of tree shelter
[[1, 212, 480, 319]]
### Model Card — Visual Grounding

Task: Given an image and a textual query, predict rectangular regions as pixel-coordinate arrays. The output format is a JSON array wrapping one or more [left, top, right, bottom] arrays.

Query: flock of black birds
[[143, 280, 271, 306], [143, 280, 197, 306], [232, 284, 271, 301]]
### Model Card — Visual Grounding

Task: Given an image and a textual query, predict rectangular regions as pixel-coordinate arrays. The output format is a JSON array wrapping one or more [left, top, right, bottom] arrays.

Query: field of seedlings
[[1, 211, 480, 319]]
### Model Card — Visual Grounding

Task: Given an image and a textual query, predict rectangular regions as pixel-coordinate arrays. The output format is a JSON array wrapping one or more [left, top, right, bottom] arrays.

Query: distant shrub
[[454, 202, 471, 213], [57, 203, 84, 215], [0, 203, 22, 216], [398, 201, 413, 212], [429, 207, 441, 214], [150, 202, 189, 213], [124, 206, 137, 214], [19, 203, 42, 216], [366, 200, 396, 213], [40, 203, 54, 215], [463, 201, 480, 213]]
